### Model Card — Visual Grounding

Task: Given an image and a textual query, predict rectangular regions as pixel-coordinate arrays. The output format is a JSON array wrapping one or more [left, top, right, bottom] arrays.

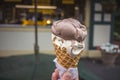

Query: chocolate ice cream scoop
[[51, 18, 87, 42]]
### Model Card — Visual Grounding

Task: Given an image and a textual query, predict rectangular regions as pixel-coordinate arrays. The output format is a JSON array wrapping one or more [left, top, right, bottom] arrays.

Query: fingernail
[[65, 75, 72, 79]]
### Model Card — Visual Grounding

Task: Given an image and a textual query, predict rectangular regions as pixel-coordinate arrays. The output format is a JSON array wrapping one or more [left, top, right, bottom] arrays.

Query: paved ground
[[0, 54, 55, 80], [80, 58, 120, 80], [0, 53, 120, 80]]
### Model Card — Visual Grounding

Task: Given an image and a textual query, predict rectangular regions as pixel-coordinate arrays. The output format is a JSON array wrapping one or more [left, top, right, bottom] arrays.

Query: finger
[[75, 76, 79, 80], [54, 69, 59, 78], [62, 71, 73, 80], [51, 69, 59, 80], [51, 72, 57, 80]]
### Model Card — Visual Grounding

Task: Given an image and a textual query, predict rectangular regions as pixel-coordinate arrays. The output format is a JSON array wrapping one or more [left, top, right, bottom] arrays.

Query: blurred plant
[[114, 32, 120, 41], [114, 1, 120, 41], [102, 0, 117, 12], [102, 0, 116, 3]]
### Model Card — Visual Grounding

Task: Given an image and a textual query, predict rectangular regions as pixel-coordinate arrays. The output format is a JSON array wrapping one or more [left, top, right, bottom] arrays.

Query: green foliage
[[114, 32, 120, 40], [102, 0, 116, 3], [114, 1, 120, 41]]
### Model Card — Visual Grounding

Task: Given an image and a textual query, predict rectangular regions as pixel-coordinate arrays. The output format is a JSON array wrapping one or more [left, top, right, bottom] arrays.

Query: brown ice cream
[[51, 18, 87, 42]]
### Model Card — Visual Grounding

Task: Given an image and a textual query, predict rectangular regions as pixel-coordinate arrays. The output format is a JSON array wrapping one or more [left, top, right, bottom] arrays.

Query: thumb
[[62, 71, 73, 80], [51, 69, 59, 80]]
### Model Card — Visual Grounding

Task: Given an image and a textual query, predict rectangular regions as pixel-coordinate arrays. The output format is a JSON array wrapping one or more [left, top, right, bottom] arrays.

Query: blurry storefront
[[0, 0, 86, 24], [0, 0, 117, 58], [0, 0, 32, 24]]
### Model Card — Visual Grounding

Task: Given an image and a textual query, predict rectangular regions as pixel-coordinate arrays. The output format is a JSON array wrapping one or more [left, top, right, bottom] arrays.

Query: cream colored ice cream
[[51, 18, 87, 80], [52, 34, 85, 57]]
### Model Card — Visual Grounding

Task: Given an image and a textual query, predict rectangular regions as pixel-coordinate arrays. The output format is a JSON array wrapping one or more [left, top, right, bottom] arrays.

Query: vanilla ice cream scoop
[[51, 18, 87, 42], [52, 34, 85, 56]]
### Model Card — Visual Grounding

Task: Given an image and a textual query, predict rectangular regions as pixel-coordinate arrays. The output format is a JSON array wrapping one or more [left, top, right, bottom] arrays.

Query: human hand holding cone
[[51, 18, 87, 80]]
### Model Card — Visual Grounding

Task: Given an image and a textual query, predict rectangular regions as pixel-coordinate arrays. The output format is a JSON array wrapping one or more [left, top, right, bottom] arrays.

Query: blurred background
[[0, 0, 120, 80]]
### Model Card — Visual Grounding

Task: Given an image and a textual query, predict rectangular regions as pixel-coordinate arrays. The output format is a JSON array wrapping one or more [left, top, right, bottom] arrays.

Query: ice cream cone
[[51, 18, 87, 80], [53, 43, 82, 69]]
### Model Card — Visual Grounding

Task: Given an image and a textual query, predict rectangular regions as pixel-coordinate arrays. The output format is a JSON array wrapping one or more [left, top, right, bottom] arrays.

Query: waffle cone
[[53, 43, 82, 69]]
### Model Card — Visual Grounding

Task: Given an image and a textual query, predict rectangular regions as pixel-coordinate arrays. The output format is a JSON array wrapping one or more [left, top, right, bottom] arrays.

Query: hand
[[51, 69, 79, 80]]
